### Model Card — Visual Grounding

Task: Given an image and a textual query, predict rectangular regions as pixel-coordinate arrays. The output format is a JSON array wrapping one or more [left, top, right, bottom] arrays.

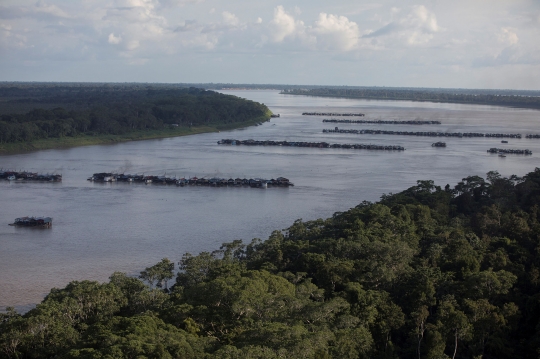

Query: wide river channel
[[1, 90, 540, 312]]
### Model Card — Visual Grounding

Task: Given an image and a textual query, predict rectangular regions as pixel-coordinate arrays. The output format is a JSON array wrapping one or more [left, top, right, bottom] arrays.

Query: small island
[[0, 83, 272, 155]]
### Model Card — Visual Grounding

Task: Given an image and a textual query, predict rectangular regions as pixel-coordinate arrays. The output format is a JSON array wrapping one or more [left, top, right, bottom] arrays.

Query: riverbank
[[0, 115, 270, 155], [282, 90, 540, 110]]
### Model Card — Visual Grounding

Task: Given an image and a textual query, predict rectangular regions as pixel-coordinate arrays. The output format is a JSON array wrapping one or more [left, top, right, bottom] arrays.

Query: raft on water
[[0, 170, 61, 182], [487, 148, 532, 155], [302, 112, 365, 116], [177, 177, 294, 188], [88, 173, 294, 187], [9, 216, 52, 228], [217, 139, 405, 151], [323, 129, 522, 138], [432, 142, 446, 147], [323, 119, 441, 125]]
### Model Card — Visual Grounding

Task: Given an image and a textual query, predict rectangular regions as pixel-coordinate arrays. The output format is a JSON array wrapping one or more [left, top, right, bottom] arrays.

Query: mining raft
[[9, 216, 52, 228], [487, 148, 532, 155], [88, 173, 294, 187], [0, 170, 61, 182]]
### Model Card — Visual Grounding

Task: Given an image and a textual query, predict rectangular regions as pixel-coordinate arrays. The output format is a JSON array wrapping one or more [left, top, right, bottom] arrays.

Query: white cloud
[[1, 0, 540, 89], [404, 5, 439, 44], [269, 6, 299, 43], [174, 20, 201, 32], [106, 0, 167, 26], [473, 27, 531, 68], [127, 57, 148, 65], [1, 23, 12, 33], [34, 1, 71, 19], [498, 27, 519, 45], [407, 5, 438, 33], [0, 21, 31, 50], [108, 33, 122, 44], [159, 0, 205, 8], [311, 13, 359, 51], [222, 11, 239, 27], [181, 33, 218, 49], [126, 39, 140, 50], [100, 0, 171, 55], [364, 5, 439, 45]]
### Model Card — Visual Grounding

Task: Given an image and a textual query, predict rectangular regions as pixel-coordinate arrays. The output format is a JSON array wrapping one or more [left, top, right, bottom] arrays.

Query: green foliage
[[0, 86, 271, 144], [64, 313, 202, 359], [283, 88, 540, 110], [3, 168, 540, 358], [139, 258, 175, 290]]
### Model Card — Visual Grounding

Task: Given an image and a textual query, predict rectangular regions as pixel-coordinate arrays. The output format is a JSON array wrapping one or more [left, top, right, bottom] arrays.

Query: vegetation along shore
[[0, 84, 272, 155], [3, 168, 540, 358], [284, 88, 540, 110]]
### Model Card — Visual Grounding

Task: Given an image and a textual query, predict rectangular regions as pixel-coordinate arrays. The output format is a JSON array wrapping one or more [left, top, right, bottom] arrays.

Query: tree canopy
[[3, 168, 540, 358], [0, 85, 270, 144]]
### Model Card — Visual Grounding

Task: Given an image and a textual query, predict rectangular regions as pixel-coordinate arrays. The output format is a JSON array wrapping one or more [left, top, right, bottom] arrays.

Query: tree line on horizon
[[282, 88, 540, 110], [2, 168, 540, 358], [4, 82, 539, 97], [0, 86, 270, 144]]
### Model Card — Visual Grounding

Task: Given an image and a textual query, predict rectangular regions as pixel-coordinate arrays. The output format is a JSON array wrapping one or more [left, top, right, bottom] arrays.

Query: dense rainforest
[[2, 168, 540, 358], [0, 84, 271, 144], [282, 88, 540, 110]]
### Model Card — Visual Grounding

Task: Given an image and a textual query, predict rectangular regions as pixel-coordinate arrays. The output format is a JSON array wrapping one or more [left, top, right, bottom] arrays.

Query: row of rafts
[[302, 112, 364, 116], [323, 128, 525, 138], [323, 119, 441, 125], [218, 139, 405, 151], [1, 170, 62, 182], [88, 173, 294, 187], [9, 216, 52, 228], [431, 143, 532, 155], [487, 148, 532, 155]]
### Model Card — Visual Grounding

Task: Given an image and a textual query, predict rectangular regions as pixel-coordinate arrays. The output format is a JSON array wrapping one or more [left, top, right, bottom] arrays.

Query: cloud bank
[[0, 0, 539, 89]]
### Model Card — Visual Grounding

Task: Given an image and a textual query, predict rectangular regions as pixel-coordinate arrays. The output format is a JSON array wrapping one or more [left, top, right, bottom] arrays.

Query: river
[[1, 90, 539, 312]]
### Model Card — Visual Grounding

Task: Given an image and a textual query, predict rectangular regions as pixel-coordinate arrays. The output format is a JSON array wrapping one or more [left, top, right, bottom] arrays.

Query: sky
[[1, 0, 540, 89]]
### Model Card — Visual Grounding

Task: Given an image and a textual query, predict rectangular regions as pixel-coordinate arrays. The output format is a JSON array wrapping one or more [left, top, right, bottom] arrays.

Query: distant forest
[[0, 84, 270, 144], [144, 82, 540, 97], [2, 168, 540, 358], [282, 88, 540, 110]]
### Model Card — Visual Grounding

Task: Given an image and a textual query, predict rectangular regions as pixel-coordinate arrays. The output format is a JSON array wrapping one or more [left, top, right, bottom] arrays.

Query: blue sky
[[1, 0, 539, 89]]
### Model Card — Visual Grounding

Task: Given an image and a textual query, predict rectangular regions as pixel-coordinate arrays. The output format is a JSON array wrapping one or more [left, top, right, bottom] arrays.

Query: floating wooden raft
[[217, 139, 405, 151], [323, 119, 441, 125], [302, 112, 364, 116], [9, 216, 52, 228], [88, 173, 294, 187], [324, 129, 522, 138], [0, 170, 61, 181], [487, 148, 532, 155]]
